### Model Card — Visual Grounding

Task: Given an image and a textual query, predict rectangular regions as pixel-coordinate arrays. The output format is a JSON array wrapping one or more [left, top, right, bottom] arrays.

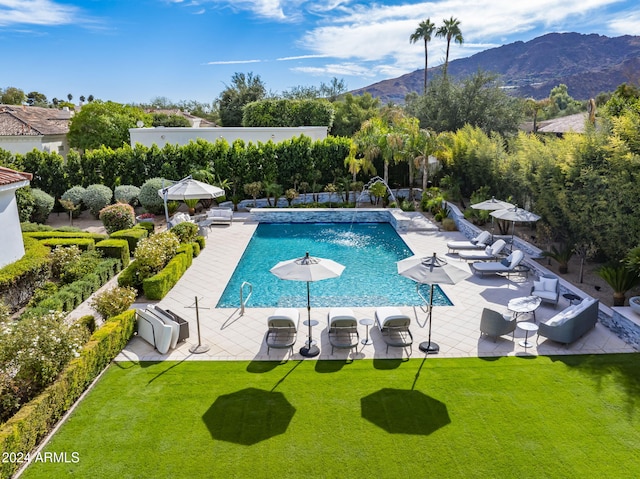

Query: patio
[[115, 214, 636, 362]]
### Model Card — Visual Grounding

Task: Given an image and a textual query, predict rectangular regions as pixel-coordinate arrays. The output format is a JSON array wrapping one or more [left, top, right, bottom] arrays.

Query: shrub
[[442, 218, 457, 231], [195, 235, 206, 251], [142, 250, 191, 300], [99, 203, 135, 234], [134, 231, 180, 280], [82, 184, 113, 218], [40, 238, 95, 251], [95, 239, 130, 267], [135, 221, 154, 235], [15, 187, 35, 223], [170, 221, 198, 243], [29, 188, 55, 224], [61, 186, 86, 217], [77, 315, 96, 335], [20, 222, 54, 233], [114, 185, 141, 206], [110, 227, 148, 253], [118, 260, 141, 289], [24, 231, 107, 241], [90, 286, 137, 319], [139, 177, 167, 215], [26, 281, 59, 308], [50, 245, 82, 279], [60, 250, 103, 284]]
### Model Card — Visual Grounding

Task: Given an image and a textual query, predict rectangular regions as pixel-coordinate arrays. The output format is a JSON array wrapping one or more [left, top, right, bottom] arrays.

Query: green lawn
[[21, 354, 640, 479]]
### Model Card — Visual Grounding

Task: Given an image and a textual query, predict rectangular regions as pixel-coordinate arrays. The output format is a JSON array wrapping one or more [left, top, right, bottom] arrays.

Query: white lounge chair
[[136, 308, 174, 354], [471, 250, 525, 277], [375, 307, 413, 353], [266, 308, 299, 354], [458, 239, 506, 261], [447, 231, 491, 253], [327, 308, 359, 354]]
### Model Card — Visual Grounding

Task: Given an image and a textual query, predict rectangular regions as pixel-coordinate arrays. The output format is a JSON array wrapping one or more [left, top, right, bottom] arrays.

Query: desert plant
[[285, 188, 299, 206], [90, 285, 137, 319], [264, 182, 283, 207], [597, 264, 640, 306], [61, 185, 87, 217], [133, 231, 180, 279], [184, 198, 199, 215], [167, 200, 180, 216], [114, 185, 141, 206], [541, 244, 574, 274], [99, 203, 135, 234], [170, 222, 198, 244], [82, 184, 113, 218], [29, 188, 55, 223], [139, 177, 168, 215], [244, 181, 263, 207]]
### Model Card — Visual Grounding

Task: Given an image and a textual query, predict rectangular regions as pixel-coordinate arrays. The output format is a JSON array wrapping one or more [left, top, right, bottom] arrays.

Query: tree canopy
[[217, 72, 266, 126]]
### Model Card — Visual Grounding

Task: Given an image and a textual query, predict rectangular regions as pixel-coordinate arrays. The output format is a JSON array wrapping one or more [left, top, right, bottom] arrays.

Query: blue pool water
[[217, 223, 454, 308]]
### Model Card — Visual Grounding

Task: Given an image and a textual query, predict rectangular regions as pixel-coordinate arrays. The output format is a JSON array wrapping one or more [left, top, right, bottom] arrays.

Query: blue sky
[[1, 0, 639, 106]]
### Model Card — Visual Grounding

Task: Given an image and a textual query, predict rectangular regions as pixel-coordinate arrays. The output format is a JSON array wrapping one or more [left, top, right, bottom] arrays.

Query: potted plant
[[629, 296, 640, 315], [136, 212, 155, 223], [597, 265, 640, 307], [184, 198, 199, 215]]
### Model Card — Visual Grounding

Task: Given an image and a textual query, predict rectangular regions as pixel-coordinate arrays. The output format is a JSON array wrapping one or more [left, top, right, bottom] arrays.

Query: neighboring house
[[0, 104, 72, 158], [520, 112, 593, 136], [129, 126, 329, 149], [146, 109, 216, 128], [0, 167, 32, 268]]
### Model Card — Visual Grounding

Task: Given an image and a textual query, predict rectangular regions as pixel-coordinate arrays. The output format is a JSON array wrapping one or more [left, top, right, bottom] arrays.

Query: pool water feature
[[217, 223, 454, 308]]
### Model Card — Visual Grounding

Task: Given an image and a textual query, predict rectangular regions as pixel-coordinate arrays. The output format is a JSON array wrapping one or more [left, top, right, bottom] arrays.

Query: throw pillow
[[533, 280, 544, 292], [501, 258, 511, 267], [542, 278, 558, 292], [470, 239, 478, 245]]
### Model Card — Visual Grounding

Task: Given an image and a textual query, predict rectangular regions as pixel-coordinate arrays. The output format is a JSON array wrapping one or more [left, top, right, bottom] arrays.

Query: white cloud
[[277, 54, 330, 61], [0, 0, 80, 26], [607, 9, 640, 35], [206, 59, 263, 64]]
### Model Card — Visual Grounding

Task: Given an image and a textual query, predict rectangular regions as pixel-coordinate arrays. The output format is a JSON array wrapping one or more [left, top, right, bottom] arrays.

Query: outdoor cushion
[[534, 290, 558, 301], [501, 258, 511, 266], [542, 278, 558, 292]]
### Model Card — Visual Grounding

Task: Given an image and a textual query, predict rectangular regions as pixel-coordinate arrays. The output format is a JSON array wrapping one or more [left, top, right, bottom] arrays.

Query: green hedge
[[0, 310, 136, 479], [96, 239, 130, 267], [135, 221, 154, 235], [191, 240, 201, 257], [0, 237, 50, 312], [117, 259, 140, 289], [142, 246, 193, 300], [40, 237, 96, 251], [195, 235, 205, 251], [110, 227, 148, 253], [23, 231, 108, 242]]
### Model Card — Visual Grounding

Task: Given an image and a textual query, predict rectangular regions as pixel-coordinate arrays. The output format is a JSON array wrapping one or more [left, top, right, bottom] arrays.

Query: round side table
[[517, 322, 539, 349], [360, 318, 374, 345]]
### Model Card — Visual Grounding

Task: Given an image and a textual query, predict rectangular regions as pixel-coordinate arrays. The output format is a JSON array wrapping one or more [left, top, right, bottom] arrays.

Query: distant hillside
[[351, 32, 640, 103]]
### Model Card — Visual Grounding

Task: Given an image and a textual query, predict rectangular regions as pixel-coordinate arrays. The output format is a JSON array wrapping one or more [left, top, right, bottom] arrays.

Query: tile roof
[[0, 166, 32, 186], [0, 104, 71, 136]]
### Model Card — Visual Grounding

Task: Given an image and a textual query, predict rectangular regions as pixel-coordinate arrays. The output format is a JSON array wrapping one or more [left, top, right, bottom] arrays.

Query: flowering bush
[[82, 184, 113, 218], [50, 245, 82, 279], [137, 212, 155, 220], [60, 250, 103, 284], [99, 203, 135, 234], [90, 285, 137, 319], [0, 310, 90, 422], [114, 185, 141, 206], [134, 231, 180, 279], [139, 177, 168, 215], [30, 188, 55, 223], [170, 221, 198, 243]]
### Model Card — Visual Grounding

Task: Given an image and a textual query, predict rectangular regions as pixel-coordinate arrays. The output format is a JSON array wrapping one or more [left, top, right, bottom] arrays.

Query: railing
[[416, 284, 432, 314], [240, 281, 253, 315]]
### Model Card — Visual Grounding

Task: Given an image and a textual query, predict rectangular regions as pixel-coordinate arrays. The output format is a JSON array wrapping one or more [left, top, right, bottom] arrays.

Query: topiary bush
[[29, 188, 55, 224], [61, 186, 87, 217], [170, 222, 198, 244], [90, 285, 137, 319], [99, 203, 135, 234], [139, 177, 167, 215], [114, 185, 141, 206], [82, 184, 113, 218]]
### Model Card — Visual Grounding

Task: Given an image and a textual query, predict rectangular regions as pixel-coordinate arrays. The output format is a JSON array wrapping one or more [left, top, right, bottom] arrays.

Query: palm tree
[[409, 18, 436, 94], [436, 17, 464, 78]]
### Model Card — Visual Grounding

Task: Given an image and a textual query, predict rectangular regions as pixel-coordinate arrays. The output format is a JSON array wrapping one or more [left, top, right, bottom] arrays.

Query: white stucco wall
[[0, 181, 29, 268], [129, 126, 328, 148], [0, 134, 69, 158]]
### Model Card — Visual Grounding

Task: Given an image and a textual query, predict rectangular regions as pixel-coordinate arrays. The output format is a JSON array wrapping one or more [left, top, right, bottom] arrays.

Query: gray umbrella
[[471, 197, 515, 241], [270, 252, 345, 357], [490, 205, 541, 244], [397, 253, 470, 354]]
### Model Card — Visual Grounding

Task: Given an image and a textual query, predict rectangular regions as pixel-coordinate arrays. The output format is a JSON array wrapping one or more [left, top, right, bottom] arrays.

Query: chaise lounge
[[459, 239, 506, 261], [375, 307, 413, 353], [447, 230, 491, 253], [265, 308, 300, 355], [471, 250, 525, 277], [327, 308, 360, 354]]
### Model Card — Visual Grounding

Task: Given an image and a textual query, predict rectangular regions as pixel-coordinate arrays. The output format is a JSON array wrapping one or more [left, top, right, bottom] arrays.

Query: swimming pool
[[216, 223, 453, 308]]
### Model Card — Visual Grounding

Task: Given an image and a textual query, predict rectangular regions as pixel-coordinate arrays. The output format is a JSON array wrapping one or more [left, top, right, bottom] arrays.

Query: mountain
[[351, 33, 640, 104]]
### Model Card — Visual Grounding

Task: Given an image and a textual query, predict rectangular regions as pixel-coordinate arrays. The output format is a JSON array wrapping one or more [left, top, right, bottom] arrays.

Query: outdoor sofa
[[205, 207, 233, 225], [538, 297, 599, 345]]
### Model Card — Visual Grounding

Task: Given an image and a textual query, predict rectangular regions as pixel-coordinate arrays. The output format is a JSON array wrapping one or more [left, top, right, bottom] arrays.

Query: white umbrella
[[471, 197, 515, 241], [490, 205, 541, 244], [397, 253, 470, 354], [158, 176, 225, 223], [270, 252, 345, 357]]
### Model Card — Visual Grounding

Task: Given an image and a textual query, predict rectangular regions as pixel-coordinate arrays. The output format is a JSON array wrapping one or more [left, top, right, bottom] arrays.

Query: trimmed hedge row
[[96, 239, 130, 267], [40, 238, 95, 251], [142, 244, 193, 300], [0, 237, 50, 312], [0, 310, 136, 479], [110, 227, 148, 253], [23, 231, 108, 242], [21, 259, 122, 319]]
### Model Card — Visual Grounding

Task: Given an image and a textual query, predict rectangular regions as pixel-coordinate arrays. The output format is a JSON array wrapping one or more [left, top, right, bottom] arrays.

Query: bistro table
[[508, 295, 542, 322], [517, 321, 539, 349]]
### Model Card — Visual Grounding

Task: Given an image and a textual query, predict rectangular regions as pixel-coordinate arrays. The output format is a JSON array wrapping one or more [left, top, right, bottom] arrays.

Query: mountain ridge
[[351, 32, 640, 103]]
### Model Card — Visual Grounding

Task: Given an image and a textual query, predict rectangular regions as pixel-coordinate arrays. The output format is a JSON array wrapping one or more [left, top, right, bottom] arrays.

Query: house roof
[[536, 112, 589, 134], [0, 104, 71, 136], [0, 166, 32, 186], [146, 108, 216, 127]]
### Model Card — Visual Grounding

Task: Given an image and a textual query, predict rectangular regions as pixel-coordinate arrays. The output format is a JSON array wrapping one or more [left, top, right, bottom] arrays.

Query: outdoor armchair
[[530, 274, 560, 306], [479, 307, 516, 342]]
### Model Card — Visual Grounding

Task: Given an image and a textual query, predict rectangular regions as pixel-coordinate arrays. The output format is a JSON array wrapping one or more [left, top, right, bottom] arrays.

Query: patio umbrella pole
[[300, 281, 320, 357], [419, 284, 440, 354]]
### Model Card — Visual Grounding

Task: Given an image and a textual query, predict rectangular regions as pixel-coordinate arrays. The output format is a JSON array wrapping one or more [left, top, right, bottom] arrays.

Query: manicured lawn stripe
[[21, 355, 640, 479]]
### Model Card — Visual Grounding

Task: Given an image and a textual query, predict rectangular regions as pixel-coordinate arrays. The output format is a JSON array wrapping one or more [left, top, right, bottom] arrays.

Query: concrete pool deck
[[115, 212, 636, 362]]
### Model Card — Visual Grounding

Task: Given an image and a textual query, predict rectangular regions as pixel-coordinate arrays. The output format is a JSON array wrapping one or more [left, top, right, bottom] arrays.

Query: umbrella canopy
[[397, 254, 470, 285], [490, 205, 541, 244], [270, 252, 345, 357], [158, 178, 225, 201], [470, 196, 514, 211], [397, 253, 470, 355]]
